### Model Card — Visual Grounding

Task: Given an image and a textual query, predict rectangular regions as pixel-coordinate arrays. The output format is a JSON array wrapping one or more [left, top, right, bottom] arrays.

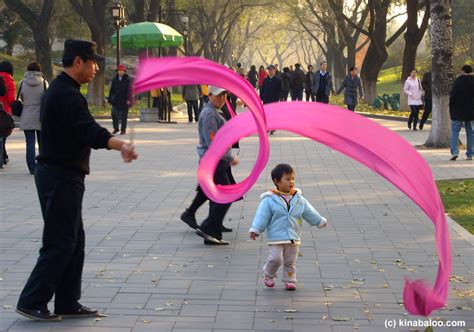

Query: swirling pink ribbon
[[134, 57, 451, 316]]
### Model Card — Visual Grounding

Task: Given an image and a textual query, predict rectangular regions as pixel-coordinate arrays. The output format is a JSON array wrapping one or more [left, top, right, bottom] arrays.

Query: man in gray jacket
[[312, 61, 335, 104], [182, 84, 202, 123], [183, 86, 239, 245]]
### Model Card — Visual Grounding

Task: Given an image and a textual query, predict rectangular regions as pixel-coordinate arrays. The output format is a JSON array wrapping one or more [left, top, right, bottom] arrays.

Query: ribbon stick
[[134, 57, 451, 317]]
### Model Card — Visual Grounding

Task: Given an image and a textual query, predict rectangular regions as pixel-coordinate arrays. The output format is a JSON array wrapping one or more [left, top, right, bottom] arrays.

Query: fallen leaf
[[269, 319, 276, 323], [284, 309, 297, 313], [165, 300, 173, 306], [382, 284, 389, 288], [322, 315, 329, 320], [3, 305, 12, 309], [143, 320, 151, 323], [332, 317, 351, 321], [456, 306, 472, 311], [154, 307, 164, 311], [208, 265, 214, 268], [95, 318, 101, 321]]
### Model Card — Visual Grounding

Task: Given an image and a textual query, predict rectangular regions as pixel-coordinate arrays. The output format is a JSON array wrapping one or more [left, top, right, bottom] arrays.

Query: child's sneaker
[[264, 277, 275, 288], [285, 281, 296, 291]]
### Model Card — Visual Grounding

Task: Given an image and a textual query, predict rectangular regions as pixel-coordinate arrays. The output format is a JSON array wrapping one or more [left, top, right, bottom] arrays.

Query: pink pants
[[263, 243, 299, 282]]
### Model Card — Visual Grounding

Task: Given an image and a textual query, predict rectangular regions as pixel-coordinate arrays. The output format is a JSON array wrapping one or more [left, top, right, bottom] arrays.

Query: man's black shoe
[[222, 226, 233, 232], [204, 239, 230, 245], [55, 305, 99, 318], [16, 307, 62, 322], [112, 129, 119, 134], [181, 210, 198, 229]]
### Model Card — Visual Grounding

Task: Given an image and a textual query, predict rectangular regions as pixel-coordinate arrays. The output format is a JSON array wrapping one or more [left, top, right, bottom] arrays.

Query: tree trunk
[[425, 0, 454, 148], [361, 43, 388, 104], [33, 29, 54, 81], [87, 27, 105, 106]]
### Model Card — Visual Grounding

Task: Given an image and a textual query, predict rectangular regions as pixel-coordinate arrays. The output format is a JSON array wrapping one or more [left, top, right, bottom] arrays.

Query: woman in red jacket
[[258, 65, 267, 90], [0, 61, 16, 166]]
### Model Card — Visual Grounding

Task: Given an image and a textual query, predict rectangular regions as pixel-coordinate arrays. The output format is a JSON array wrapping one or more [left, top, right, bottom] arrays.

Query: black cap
[[62, 39, 105, 62], [267, 65, 275, 70]]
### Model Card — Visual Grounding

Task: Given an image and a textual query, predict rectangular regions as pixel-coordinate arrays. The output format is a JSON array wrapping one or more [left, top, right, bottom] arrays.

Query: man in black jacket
[[290, 63, 305, 101], [312, 61, 335, 104], [108, 64, 132, 134], [449, 64, 474, 161], [420, 70, 432, 130], [16, 39, 137, 322], [260, 65, 282, 135], [305, 65, 315, 101]]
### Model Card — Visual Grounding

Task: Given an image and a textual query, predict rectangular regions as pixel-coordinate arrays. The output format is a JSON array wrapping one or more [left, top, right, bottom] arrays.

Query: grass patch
[[378, 66, 402, 95], [437, 178, 474, 234]]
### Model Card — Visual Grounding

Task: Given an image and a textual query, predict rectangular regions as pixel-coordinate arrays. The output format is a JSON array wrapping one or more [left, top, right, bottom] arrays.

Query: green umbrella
[[111, 22, 183, 48]]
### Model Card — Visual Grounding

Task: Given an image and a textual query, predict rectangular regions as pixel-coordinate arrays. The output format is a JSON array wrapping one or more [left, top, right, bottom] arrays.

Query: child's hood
[[260, 188, 302, 200]]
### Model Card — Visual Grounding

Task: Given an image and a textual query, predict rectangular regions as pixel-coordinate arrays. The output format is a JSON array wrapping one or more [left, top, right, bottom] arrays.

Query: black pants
[[198, 160, 233, 240], [420, 97, 432, 128], [186, 100, 199, 122], [408, 105, 421, 129], [17, 164, 85, 312], [291, 88, 303, 101], [199, 96, 209, 112], [316, 91, 329, 103], [347, 104, 356, 112], [112, 106, 129, 131], [280, 90, 290, 102], [2, 136, 8, 162], [305, 89, 315, 101]]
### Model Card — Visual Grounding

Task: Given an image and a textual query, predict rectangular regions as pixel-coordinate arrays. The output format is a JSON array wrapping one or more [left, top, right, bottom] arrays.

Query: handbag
[[10, 81, 23, 117]]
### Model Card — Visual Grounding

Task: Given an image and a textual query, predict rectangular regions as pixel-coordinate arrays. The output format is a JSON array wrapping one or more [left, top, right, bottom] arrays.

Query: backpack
[[0, 106, 15, 137]]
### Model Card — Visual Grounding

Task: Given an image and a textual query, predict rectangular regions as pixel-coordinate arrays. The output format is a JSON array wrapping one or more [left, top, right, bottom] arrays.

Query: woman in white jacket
[[404, 69, 424, 131]]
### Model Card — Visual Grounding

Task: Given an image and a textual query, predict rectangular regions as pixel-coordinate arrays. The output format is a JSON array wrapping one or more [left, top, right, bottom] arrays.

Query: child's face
[[275, 172, 295, 193]]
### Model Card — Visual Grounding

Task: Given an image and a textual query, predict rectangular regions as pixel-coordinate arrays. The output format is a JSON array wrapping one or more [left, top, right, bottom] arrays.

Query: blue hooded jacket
[[249, 189, 326, 242]]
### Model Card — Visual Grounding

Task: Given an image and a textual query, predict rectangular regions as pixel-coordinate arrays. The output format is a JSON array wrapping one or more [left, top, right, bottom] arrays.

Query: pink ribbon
[[134, 56, 451, 316]]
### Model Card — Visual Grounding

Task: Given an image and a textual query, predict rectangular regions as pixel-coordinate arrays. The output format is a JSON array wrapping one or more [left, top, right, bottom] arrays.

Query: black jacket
[[37, 72, 112, 174], [247, 69, 258, 88], [449, 74, 474, 121], [305, 71, 314, 90], [291, 67, 305, 90], [281, 72, 291, 92], [260, 75, 282, 104], [108, 73, 131, 109], [421, 71, 432, 100]]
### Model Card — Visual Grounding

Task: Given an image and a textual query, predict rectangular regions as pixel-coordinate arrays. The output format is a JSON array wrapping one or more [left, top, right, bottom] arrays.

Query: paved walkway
[[0, 116, 473, 332]]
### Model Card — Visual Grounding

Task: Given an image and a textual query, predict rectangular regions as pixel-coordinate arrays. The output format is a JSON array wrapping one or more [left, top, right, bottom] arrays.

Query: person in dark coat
[[182, 84, 202, 123], [108, 64, 132, 135], [247, 65, 258, 89], [280, 67, 292, 101], [449, 64, 474, 161], [336, 66, 364, 111], [312, 61, 335, 104], [305, 65, 315, 101], [290, 63, 305, 101], [260, 65, 282, 104], [16, 39, 137, 322], [420, 70, 432, 130]]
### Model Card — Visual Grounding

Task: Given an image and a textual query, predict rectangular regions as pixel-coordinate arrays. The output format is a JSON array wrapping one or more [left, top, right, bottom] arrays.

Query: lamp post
[[111, 1, 126, 67]]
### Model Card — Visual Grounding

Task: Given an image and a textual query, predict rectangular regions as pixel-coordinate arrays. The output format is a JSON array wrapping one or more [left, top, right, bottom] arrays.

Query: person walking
[[15, 39, 137, 322], [247, 65, 258, 89], [312, 61, 335, 104], [449, 64, 474, 161], [0, 61, 16, 166], [420, 70, 432, 130], [108, 64, 132, 135], [19, 62, 48, 174], [260, 65, 282, 135], [280, 67, 292, 102], [305, 65, 315, 101], [336, 66, 364, 112], [193, 86, 239, 245], [290, 63, 305, 101], [182, 84, 202, 123], [258, 65, 267, 90], [403, 69, 423, 131]]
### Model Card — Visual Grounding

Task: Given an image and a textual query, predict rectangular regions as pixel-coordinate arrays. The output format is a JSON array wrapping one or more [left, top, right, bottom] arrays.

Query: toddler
[[249, 164, 327, 290]]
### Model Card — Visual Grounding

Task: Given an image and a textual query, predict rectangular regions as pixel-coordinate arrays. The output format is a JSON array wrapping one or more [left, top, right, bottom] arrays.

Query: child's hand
[[249, 232, 258, 240], [318, 217, 328, 229]]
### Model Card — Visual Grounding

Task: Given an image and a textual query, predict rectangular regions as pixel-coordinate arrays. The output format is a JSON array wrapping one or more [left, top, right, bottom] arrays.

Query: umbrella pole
[[147, 45, 151, 109]]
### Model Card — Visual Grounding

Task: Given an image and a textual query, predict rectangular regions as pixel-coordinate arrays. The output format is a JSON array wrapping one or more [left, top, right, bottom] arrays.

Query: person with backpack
[[19, 62, 49, 174]]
